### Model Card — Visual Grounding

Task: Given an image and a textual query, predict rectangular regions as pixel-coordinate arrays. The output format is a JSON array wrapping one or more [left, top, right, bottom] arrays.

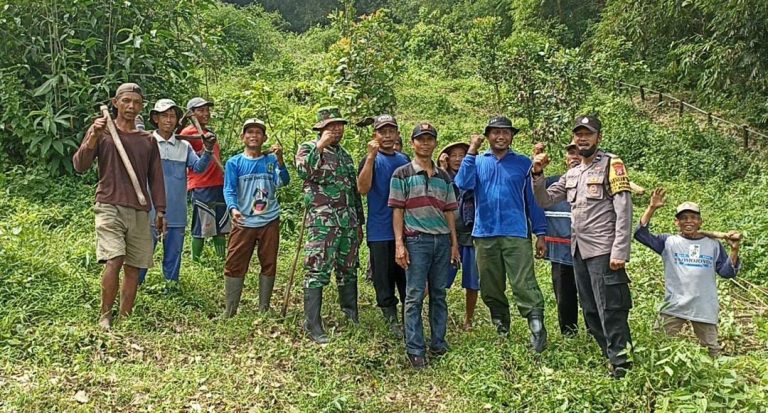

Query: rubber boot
[[258, 275, 275, 312], [303, 288, 329, 344], [191, 237, 204, 262], [381, 306, 403, 339], [223, 276, 245, 318], [338, 282, 359, 324], [527, 311, 548, 353]]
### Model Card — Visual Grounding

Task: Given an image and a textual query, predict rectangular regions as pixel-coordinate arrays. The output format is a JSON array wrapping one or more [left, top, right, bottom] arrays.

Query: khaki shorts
[[658, 313, 721, 356], [94, 202, 153, 268]]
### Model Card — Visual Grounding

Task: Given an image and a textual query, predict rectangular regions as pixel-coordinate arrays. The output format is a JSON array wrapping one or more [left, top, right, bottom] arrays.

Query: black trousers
[[572, 247, 633, 366], [369, 241, 406, 309], [551, 262, 579, 335]]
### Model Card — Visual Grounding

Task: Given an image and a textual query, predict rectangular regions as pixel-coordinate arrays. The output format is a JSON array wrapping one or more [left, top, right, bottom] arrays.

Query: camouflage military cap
[[312, 106, 348, 131]]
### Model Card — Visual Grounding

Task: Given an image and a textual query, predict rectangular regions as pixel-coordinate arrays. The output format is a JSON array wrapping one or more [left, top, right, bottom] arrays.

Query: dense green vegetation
[[1, 0, 767, 411]]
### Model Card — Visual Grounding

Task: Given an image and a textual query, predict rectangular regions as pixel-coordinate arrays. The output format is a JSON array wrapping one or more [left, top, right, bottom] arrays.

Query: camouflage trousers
[[303, 226, 360, 289]]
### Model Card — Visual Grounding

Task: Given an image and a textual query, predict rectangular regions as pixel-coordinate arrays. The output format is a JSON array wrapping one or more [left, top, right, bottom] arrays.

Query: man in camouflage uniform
[[295, 106, 365, 344]]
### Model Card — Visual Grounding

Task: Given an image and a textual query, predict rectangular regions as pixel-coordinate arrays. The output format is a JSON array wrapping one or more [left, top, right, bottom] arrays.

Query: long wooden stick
[[99, 105, 147, 206], [281, 209, 308, 317], [699, 230, 742, 242], [189, 116, 225, 172]]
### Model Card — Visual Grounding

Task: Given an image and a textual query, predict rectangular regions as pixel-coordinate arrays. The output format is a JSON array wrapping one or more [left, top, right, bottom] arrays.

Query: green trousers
[[474, 237, 545, 328]]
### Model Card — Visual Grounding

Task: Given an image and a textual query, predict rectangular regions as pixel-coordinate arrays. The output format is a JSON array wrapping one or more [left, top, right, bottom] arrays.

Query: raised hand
[[468, 134, 485, 154], [649, 187, 666, 209], [317, 129, 337, 150], [532, 152, 550, 173], [202, 131, 217, 151], [366, 139, 380, 159], [438, 152, 449, 169]]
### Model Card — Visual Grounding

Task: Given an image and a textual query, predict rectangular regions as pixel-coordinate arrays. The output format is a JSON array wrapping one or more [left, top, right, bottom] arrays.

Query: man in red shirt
[[72, 83, 166, 329], [178, 97, 230, 261]]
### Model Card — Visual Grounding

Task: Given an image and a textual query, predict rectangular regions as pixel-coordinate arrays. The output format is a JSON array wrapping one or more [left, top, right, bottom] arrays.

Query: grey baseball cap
[[186, 97, 214, 111]]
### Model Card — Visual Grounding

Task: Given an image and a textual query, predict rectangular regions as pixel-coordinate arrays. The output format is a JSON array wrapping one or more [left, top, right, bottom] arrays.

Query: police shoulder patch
[[608, 157, 631, 194]]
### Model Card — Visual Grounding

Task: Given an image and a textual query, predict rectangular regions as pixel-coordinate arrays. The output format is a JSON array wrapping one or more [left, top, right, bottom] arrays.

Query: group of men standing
[[77, 82, 740, 380]]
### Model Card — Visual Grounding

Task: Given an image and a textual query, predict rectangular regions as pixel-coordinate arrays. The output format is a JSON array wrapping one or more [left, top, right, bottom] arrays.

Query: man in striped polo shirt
[[389, 122, 460, 369]]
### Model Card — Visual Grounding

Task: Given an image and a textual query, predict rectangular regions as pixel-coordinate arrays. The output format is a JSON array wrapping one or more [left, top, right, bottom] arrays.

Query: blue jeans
[[139, 227, 185, 284], [404, 233, 450, 357]]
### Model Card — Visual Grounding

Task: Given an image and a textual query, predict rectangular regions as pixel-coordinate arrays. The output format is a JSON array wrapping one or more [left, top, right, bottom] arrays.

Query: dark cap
[[313, 106, 348, 131], [484, 116, 519, 136], [373, 114, 398, 130], [411, 122, 437, 139], [565, 141, 578, 151], [115, 83, 144, 99], [572, 115, 601, 133], [187, 97, 214, 111]]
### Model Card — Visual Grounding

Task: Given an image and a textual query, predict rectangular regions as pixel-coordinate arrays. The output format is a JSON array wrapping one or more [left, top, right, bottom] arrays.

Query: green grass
[[1, 168, 767, 412]]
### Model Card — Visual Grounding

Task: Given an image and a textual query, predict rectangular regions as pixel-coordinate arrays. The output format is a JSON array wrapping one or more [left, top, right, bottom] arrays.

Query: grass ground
[[1, 168, 767, 412]]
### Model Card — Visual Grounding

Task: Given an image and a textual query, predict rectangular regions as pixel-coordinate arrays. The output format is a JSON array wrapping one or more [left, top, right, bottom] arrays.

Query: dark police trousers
[[572, 247, 633, 366]]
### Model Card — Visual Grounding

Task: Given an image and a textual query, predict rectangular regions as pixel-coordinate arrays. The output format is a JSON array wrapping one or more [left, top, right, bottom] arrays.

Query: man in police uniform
[[531, 115, 633, 379]]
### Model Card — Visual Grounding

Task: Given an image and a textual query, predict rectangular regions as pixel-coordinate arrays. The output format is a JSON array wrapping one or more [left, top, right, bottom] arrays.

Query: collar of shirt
[[410, 159, 438, 176], [153, 130, 177, 145], [481, 148, 516, 160], [576, 149, 605, 172]]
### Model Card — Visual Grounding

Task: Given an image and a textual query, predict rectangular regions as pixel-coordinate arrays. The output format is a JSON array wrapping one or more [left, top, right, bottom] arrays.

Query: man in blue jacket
[[540, 141, 582, 336], [455, 116, 548, 353]]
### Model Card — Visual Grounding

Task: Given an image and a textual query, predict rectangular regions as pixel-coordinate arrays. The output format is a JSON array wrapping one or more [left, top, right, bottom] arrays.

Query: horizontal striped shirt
[[388, 160, 457, 235]]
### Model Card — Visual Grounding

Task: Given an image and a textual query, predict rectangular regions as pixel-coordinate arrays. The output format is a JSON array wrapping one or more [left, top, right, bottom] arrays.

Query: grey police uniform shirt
[[634, 224, 739, 324], [533, 149, 633, 261]]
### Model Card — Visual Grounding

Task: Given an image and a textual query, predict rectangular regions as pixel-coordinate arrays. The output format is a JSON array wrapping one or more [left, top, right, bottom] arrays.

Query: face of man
[[192, 105, 211, 127], [675, 212, 702, 238], [573, 127, 602, 157], [152, 110, 178, 136], [374, 125, 398, 151], [487, 128, 513, 152], [112, 92, 143, 123], [447, 147, 467, 173], [411, 134, 437, 159], [565, 147, 581, 169], [242, 126, 267, 150], [394, 137, 403, 152], [322, 121, 345, 145]]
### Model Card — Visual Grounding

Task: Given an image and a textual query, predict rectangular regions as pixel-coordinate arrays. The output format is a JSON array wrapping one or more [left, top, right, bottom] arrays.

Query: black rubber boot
[[258, 275, 275, 312], [223, 276, 245, 318], [492, 318, 510, 337], [381, 306, 404, 339], [303, 288, 329, 344], [527, 311, 548, 353], [338, 282, 359, 324]]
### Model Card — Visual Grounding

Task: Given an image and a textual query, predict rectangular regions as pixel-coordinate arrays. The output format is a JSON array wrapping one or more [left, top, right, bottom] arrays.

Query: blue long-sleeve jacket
[[454, 150, 547, 238]]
